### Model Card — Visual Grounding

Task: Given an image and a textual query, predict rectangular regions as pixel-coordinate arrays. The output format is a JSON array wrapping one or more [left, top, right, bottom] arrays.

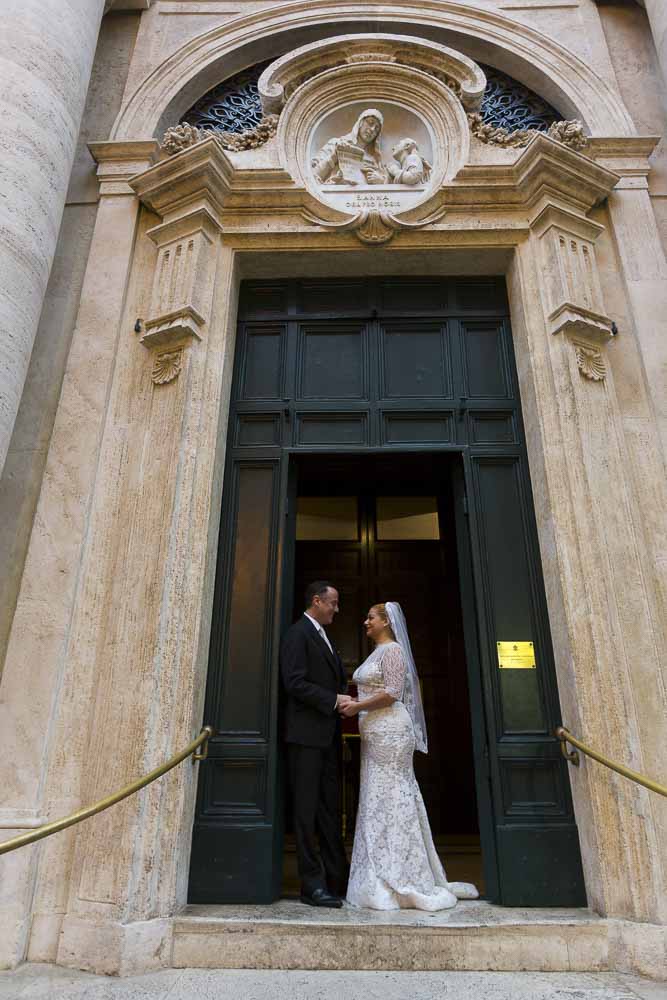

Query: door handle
[[457, 396, 467, 420]]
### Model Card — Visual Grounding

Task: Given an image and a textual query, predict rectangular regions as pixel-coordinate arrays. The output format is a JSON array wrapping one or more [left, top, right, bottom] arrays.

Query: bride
[[339, 602, 479, 911]]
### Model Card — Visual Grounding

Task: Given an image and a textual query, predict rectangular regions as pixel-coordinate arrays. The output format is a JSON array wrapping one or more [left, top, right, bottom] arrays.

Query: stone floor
[[0, 966, 665, 1000]]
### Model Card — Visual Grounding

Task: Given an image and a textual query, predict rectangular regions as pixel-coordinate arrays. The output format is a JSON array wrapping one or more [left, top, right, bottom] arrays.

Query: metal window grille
[[181, 60, 560, 135]]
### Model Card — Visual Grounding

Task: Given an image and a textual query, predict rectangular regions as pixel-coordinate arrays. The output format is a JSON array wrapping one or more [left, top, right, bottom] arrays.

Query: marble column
[[0, 0, 105, 475]]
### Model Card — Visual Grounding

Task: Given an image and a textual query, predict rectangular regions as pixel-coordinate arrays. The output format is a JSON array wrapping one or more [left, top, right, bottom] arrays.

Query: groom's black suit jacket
[[280, 615, 348, 748]]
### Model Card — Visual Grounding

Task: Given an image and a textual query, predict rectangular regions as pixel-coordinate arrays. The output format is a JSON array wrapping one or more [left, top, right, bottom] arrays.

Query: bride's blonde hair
[[370, 603, 396, 640]]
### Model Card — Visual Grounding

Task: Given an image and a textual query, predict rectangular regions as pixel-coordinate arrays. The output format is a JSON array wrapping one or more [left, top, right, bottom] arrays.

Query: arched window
[[181, 60, 560, 135]]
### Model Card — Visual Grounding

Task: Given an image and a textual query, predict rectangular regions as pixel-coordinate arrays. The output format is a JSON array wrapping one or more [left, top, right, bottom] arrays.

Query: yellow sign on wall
[[497, 641, 536, 669]]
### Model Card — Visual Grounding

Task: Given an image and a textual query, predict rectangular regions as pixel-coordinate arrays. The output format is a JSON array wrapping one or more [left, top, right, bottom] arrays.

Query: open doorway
[[282, 451, 484, 897], [189, 276, 586, 908]]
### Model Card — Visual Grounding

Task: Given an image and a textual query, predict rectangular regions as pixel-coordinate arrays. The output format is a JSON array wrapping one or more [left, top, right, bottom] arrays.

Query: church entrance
[[283, 452, 482, 895], [188, 277, 586, 908]]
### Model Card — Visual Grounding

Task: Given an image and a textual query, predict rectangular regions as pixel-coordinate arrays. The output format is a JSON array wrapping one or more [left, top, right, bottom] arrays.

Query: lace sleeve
[[381, 643, 406, 699]]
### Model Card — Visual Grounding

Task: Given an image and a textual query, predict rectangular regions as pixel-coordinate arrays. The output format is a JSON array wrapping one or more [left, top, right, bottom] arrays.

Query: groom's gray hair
[[304, 580, 336, 608]]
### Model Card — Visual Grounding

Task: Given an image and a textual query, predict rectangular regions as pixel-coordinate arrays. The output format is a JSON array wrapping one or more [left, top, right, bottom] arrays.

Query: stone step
[[173, 901, 609, 972]]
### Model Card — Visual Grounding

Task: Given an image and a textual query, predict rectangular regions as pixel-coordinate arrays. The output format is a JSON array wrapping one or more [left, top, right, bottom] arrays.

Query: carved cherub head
[[392, 137, 418, 163], [388, 138, 432, 186]]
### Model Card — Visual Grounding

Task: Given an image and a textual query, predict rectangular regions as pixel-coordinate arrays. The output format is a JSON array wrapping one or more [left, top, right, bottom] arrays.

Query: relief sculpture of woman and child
[[311, 107, 432, 188]]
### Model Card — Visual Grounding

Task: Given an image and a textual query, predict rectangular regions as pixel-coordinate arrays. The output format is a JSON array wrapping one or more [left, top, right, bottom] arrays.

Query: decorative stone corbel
[[141, 207, 222, 383], [532, 206, 614, 381]]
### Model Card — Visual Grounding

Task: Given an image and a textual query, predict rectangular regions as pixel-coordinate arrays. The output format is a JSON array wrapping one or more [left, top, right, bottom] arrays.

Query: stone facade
[[0, 0, 665, 983]]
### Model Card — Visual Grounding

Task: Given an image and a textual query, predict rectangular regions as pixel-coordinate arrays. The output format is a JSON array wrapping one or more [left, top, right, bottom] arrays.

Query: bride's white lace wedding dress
[[346, 641, 479, 911]]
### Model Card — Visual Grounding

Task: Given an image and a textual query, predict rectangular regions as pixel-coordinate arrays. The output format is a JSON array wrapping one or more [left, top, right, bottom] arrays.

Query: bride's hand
[[340, 700, 360, 717]]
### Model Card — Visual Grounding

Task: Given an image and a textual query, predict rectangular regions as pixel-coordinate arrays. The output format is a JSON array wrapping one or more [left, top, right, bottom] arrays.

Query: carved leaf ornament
[[162, 61, 587, 156]]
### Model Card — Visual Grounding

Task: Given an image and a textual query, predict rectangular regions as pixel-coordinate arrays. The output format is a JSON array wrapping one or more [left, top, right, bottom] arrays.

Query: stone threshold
[[173, 900, 609, 972]]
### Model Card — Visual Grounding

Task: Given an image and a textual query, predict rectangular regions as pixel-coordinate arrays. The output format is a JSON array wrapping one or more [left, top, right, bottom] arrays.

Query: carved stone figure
[[311, 108, 388, 185], [387, 138, 432, 186]]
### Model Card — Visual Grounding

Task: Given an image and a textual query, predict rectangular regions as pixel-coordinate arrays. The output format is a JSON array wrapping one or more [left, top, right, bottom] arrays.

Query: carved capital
[[89, 140, 160, 196], [547, 302, 614, 343], [137, 207, 222, 385], [141, 208, 219, 355]]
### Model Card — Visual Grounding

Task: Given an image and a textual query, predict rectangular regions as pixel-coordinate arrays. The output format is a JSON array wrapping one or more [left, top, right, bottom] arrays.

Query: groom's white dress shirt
[[303, 613, 338, 713], [304, 612, 334, 654]]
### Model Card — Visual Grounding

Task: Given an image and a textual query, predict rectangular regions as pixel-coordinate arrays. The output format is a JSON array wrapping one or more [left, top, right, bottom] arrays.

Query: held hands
[[337, 695, 360, 718]]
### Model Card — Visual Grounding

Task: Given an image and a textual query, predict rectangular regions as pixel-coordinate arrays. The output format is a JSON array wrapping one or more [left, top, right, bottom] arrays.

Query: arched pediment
[[110, 0, 635, 141]]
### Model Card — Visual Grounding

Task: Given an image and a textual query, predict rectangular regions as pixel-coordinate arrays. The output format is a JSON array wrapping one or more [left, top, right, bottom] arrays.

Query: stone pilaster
[[0, 142, 157, 969], [507, 208, 667, 928], [52, 162, 236, 976], [0, 0, 106, 475]]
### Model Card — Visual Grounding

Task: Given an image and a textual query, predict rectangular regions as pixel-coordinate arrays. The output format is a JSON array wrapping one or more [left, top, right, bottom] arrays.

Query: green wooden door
[[188, 278, 586, 906]]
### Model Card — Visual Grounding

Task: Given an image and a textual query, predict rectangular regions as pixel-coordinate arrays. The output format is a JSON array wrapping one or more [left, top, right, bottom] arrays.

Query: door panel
[[463, 450, 586, 905], [189, 458, 286, 902], [190, 278, 586, 907]]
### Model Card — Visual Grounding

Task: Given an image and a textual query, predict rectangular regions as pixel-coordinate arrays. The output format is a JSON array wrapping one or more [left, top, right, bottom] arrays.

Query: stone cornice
[[90, 140, 161, 195], [129, 131, 621, 239], [105, 0, 151, 11], [447, 135, 620, 214], [130, 137, 299, 220], [586, 135, 660, 189]]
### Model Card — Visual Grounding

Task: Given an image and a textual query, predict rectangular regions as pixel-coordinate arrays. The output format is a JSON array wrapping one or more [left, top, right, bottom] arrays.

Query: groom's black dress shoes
[[299, 888, 343, 908]]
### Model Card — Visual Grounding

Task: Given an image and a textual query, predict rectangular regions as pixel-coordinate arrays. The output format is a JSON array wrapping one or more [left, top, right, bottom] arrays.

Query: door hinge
[[285, 498, 289, 516], [462, 493, 469, 516]]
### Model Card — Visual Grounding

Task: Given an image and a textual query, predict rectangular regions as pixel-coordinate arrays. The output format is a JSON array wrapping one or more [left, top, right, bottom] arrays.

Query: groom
[[280, 581, 351, 907]]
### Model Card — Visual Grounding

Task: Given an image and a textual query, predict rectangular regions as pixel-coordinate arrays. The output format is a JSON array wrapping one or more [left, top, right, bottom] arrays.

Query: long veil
[[385, 602, 428, 754]]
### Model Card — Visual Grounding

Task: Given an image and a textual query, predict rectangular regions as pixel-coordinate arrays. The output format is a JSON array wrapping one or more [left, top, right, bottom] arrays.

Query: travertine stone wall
[[0, 0, 106, 476]]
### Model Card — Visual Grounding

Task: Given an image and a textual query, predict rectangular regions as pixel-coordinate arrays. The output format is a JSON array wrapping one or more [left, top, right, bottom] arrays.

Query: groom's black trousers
[[288, 741, 349, 896]]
